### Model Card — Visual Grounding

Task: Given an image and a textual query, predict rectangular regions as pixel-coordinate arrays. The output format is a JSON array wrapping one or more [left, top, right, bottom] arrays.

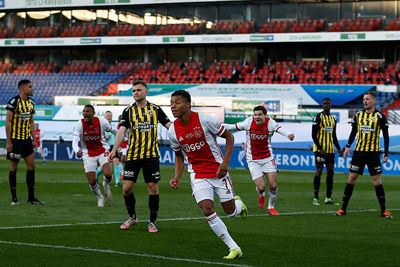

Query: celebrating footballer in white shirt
[[168, 90, 247, 260], [73, 104, 118, 207], [224, 106, 294, 215]]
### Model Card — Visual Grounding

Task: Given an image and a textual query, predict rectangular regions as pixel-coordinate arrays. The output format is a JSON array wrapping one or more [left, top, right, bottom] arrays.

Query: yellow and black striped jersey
[[120, 102, 170, 161], [350, 110, 388, 153], [6, 95, 35, 140], [312, 112, 339, 153]]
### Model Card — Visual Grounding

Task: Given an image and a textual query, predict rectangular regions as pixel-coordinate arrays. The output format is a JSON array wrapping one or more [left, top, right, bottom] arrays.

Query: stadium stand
[[0, 73, 124, 104], [10, 18, 400, 38]]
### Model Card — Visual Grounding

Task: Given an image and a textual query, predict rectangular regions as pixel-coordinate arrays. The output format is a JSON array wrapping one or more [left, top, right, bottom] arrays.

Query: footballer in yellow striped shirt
[[336, 91, 391, 218], [109, 80, 171, 232], [311, 98, 343, 206], [5, 79, 43, 205]]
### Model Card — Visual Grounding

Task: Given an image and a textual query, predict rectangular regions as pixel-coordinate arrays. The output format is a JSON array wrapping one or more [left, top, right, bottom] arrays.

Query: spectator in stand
[[250, 67, 257, 74], [217, 75, 227, 83], [272, 73, 281, 82], [364, 74, 372, 82], [289, 73, 298, 82], [377, 63, 383, 73], [307, 75, 316, 82], [303, 65, 313, 74], [199, 66, 206, 74], [235, 74, 245, 83], [231, 67, 240, 82], [165, 74, 175, 83], [323, 71, 332, 82], [377, 74, 384, 82], [360, 65, 369, 74], [215, 65, 223, 74], [339, 66, 348, 75], [179, 62, 187, 70], [254, 75, 262, 82], [265, 58, 272, 66], [196, 73, 208, 82], [150, 74, 159, 82], [162, 66, 169, 74], [286, 67, 294, 75], [341, 74, 353, 82], [268, 65, 276, 74], [184, 75, 192, 82], [384, 77, 392, 85], [181, 67, 188, 76]]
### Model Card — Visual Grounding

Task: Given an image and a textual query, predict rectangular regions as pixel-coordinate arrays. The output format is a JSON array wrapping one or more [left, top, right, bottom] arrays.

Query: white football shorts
[[190, 173, 235, 203], [248, 157, 277, 180], [82, 151, 110, 173], [119, 148, 127, 156]]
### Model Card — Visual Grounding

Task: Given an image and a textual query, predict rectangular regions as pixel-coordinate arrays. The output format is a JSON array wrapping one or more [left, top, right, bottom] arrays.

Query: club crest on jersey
[[194, 128, 203, 138]]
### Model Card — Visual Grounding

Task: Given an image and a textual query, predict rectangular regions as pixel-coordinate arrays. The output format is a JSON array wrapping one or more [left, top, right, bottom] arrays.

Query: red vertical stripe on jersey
[[82, 117, 105, 157], [174, 112, 221, 178], [249, 118, 271, 160]]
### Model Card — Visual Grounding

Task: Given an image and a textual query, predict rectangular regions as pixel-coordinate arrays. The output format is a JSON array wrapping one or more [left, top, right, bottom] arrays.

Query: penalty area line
[[0, 240, 256, 267], [0, 208, 398, 230]]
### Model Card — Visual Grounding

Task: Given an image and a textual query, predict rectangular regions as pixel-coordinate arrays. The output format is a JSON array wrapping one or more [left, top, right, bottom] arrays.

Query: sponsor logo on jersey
[[250, 134, 268, 140], [182, 141, 205, 152], [83, 135, 101, 141], [179, 136, 184, 142]]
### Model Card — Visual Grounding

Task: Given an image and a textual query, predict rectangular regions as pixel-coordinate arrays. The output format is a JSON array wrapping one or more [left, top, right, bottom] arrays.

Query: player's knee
[[123, 187, 132, 196], [257, 184, 266, 193], [270, 184, 278, 192], [202, 207, 215, 217], [27, 163, 35, 171]]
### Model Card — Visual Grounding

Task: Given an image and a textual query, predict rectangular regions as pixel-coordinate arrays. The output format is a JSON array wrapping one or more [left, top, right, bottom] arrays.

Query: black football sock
[[375, 184, 386, 213], [26, 170, 35, 201], [313, 175, 321, 199], [9, 171, 17, 199], [341, 183, 354, 211], [124, 192, 136, 219], [149, 194, 159, 224], [326, 174, 333, 198]]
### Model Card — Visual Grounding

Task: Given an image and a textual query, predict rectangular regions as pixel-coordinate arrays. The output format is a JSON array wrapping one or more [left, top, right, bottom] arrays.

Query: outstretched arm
[[276, 126, 294, 141]]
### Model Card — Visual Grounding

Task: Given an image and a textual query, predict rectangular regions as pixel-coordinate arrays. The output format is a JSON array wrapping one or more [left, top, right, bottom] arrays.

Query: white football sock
[[268, 187, 278, 209], [89, 183, 103, 199], [119, 162, 123, 175], [206, 212, 239, 250], [234, 199, 243, 216]]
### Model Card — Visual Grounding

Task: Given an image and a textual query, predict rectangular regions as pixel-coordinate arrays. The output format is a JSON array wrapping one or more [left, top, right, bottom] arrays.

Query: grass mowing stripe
[[1, 208, 397, 230], [0, 240, 256, 267]]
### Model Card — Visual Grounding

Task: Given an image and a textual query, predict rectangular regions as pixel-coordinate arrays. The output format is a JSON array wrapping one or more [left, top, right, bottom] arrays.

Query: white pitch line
[[0, 208, 397, 230], [0, 240, 256, 267]]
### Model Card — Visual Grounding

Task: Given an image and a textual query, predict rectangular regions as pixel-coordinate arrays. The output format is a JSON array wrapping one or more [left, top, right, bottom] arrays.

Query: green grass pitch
[[0, 160, 399, 267]]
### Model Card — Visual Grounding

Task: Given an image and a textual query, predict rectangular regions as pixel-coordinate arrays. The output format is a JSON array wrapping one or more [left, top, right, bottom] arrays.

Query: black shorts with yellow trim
[[349, 151, 382, 176], [7, 138, 34, 161], [123, 157, 161, 183], [314, 152, 335, 165]]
